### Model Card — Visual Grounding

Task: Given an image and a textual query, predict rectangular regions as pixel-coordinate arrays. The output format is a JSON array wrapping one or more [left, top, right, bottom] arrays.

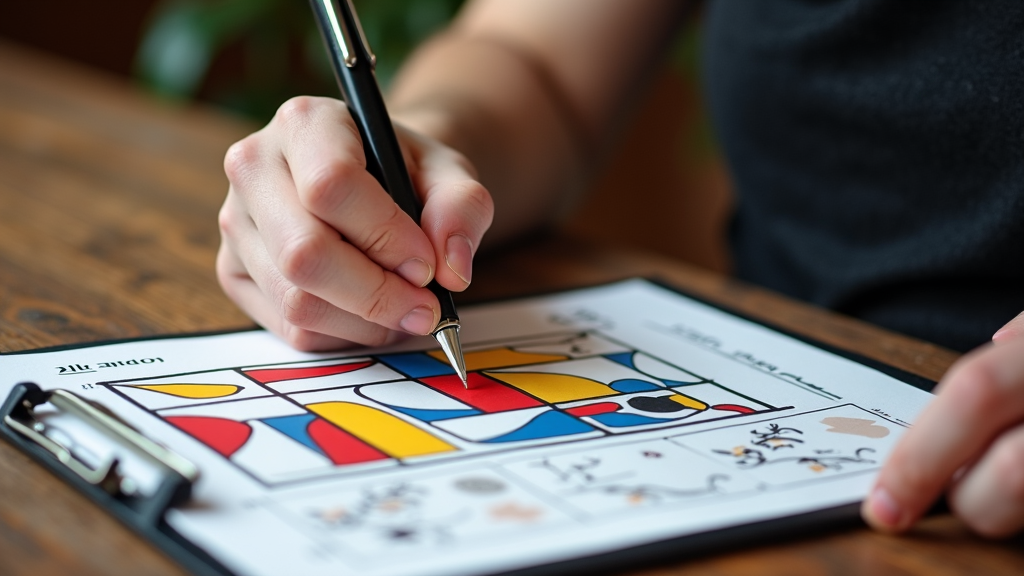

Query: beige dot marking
[[821, 417, 890, 438]]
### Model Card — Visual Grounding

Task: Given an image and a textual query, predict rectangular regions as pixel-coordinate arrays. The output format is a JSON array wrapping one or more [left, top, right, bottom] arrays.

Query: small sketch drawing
[[712, 422, 876, 473], [531, 456, 727, 505], [750, 423, 805, 450], [715, 446, 877, 472], [310, 483, 466, 545]]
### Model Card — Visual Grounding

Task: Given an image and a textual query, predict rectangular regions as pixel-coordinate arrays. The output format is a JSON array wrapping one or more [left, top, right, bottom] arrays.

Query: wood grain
[[0, 40, 1020, 576]]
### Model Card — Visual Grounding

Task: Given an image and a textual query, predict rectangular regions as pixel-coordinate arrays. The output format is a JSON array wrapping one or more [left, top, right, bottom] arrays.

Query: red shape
[[712, 404, 756, 414], [565, 402, 621, 417], [243, 361, 373, 384], [166, 416, 251, 457], [419, 373, 542, 412], [307, 419, 389, 465]]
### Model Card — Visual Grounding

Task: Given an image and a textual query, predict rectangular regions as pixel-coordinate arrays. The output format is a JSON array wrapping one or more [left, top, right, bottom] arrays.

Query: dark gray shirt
[[703, 0, 1024, 352]]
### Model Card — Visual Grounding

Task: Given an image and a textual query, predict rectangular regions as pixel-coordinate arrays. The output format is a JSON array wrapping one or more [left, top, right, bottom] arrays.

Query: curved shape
[[307, 401, 456, 458], [134, 383, 241, 399]]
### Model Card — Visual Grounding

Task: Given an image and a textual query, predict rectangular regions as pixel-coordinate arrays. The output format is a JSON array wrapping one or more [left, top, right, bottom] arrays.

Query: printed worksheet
[[0, 280, 934, 576]]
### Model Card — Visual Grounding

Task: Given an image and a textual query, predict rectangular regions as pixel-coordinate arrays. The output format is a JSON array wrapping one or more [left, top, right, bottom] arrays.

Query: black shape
[[627, 396, 686, 413], [388, 527, 417, 541]]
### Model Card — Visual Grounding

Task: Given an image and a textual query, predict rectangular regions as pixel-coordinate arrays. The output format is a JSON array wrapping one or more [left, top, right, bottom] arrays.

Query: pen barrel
[[428, 280, 460, 323], [311, 0, 423, 223], [311, 0, 459, 327]]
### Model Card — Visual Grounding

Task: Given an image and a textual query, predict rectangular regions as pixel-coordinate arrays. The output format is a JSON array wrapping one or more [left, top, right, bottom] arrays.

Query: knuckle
[[360, 272, 394, 324], [454, 179, 495, 226], [277, 233, 328, 287], [217, 200, 239, 238], [223, 137, 260, 184], [275, 96, 317, 128], [361, 204, 403, 257], [280, 286, 325, 330], [300, 160, 361, 215]]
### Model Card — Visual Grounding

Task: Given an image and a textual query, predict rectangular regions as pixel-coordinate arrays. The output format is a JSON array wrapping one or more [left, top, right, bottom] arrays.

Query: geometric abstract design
[[105, 331, 789, 486]]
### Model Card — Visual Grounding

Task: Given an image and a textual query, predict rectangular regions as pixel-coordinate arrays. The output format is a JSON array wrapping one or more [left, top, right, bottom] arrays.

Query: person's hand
[[863, 311, 1024, 536], [216, 96, 493, 351]]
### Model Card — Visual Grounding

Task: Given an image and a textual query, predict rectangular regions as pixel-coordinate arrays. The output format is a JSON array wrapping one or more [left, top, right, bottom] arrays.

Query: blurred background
[[0, 0, 732, 273]]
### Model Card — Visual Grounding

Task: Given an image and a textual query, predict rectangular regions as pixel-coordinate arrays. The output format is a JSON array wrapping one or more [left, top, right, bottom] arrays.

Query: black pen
[[309, 0, 469, 387]]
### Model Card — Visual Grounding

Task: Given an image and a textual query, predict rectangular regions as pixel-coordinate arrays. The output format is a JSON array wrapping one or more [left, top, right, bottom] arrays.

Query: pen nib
[[433, 323, 468, 388]]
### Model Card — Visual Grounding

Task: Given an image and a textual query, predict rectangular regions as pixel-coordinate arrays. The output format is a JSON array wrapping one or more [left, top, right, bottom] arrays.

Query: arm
[[216, 0, 686, 350], [389, 0, 687, 244]]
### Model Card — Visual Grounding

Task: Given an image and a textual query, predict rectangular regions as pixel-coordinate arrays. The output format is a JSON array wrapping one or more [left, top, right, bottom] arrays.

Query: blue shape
[[262, 414, 322, 455], [590, 412, 672, 428], [605, 352, 636, 370], [483, 411, 594, 443], [387, 406, 480, 422], [609, 379, 662, 393], [378, 352, 454, 378]]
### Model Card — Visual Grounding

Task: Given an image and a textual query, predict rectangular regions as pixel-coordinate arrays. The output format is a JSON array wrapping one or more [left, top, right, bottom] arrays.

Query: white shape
[[433, 408, 549, 441], [360, 381, 471, 411], [633, 353, 707, 383], [158, 396, 305, 421], [232, 420, 331, 484], [506, 332, 629, 358]]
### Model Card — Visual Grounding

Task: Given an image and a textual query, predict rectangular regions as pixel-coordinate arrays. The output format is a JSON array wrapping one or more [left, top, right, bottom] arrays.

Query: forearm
[[388, 0, 688, 246], [389, 33, 585, 245]]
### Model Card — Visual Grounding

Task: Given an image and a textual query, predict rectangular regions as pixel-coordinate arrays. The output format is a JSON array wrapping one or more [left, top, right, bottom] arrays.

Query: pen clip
[[320, 0, 376, 69], [2, 383, 198, 498]]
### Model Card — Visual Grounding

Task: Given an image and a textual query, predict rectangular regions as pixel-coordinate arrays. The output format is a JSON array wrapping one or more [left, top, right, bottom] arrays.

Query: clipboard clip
[[1, 382, 199, 525]]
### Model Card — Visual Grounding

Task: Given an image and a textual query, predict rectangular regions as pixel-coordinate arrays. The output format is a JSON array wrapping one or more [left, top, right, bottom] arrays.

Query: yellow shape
[[428, 347, 568, 372], [133, 384, 240, 399], [307, 401, 455, 459], [669, 393, 707, 411], [483, 371, 614, 403]]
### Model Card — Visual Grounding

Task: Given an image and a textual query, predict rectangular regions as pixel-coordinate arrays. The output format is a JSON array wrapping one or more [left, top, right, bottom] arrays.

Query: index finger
[[275, 96, 439, 288], [863, 339, 1024, 531]]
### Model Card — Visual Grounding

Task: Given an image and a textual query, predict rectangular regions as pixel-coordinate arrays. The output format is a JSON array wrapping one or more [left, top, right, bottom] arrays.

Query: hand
[[863, 311, 1024, 537], [216, 96, 493, 350]]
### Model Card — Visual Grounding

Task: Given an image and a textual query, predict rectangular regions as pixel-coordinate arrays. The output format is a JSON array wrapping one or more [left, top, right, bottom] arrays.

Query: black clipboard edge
[[0, 382, 235, 576], [499, 502, 864, 576], [0, 277, 943, 576]]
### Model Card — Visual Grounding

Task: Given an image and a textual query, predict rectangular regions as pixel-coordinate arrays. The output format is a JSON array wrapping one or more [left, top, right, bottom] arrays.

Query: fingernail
[[866, 486, 905, 531], [445, 234, 473, 287], [395, 258, 432, 287], [400, 306, 436, 335]]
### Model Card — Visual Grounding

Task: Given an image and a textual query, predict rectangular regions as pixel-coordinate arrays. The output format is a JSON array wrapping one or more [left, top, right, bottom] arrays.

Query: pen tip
[[432, 323, 468, 389]]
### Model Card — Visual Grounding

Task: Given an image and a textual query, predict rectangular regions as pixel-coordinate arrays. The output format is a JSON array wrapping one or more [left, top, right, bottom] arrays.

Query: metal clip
[[321, 0, 376, 68], [3, 386, 198, 497], [343, 0, 377, 68]]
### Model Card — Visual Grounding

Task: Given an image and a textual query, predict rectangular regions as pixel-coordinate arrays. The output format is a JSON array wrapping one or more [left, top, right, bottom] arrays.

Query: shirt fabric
[[702, 0, 1024, 352]]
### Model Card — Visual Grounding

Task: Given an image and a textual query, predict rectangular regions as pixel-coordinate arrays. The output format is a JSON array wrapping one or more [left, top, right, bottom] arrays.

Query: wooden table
[[0, 40, 1021, 576]]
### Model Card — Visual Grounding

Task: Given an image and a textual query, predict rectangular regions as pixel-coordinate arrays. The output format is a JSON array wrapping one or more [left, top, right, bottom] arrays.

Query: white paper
[[0, 280, 933, 576]]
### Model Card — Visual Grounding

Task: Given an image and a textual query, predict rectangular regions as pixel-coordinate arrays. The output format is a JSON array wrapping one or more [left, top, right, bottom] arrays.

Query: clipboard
[[0, 280, 940, 576], [0, 382, 232, 576]]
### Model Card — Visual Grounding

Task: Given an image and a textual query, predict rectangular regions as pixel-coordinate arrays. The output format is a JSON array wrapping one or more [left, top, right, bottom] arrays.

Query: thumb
[[409, 136, 494, 292]]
